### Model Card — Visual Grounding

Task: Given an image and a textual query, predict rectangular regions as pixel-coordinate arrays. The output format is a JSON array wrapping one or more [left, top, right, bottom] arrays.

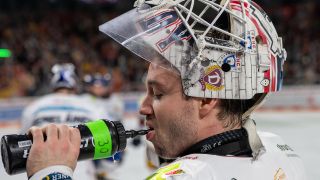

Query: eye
[[153, 93, 163, 100], [149, 86, 164, 100]]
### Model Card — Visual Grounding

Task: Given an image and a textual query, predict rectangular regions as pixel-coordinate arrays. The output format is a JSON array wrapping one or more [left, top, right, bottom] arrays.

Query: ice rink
[[0, 111, 319, 180]]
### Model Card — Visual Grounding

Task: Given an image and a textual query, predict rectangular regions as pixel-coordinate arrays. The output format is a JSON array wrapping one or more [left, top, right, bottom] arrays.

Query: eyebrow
[[147, 79, 168, 91], [147, 79, 163, 87]]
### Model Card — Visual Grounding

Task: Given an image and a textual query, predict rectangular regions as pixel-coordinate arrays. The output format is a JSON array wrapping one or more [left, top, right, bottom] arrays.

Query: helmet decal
[[218, 53, 241, 72], [140, 9, 192, 52], [199, 65, 224, 91]]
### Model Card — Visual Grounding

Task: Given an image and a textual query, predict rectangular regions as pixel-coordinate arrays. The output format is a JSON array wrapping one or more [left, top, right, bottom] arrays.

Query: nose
[[139, 95, 153, 116]]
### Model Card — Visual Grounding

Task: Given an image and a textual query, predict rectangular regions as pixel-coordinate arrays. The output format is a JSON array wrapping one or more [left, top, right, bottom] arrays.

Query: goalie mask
[[99, 0, 286, 99]]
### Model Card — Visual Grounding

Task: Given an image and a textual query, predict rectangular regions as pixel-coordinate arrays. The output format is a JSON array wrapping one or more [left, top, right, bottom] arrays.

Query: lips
[[146, 129, 155, 141], [146, 122, 155, 141]]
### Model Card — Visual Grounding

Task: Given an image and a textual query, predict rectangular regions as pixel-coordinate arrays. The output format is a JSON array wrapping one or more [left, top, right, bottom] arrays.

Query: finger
[[28, 127, 44, 144], [57, 124, 69, 141], [44, 124, 58, 142], [70, 127, 81, 147]]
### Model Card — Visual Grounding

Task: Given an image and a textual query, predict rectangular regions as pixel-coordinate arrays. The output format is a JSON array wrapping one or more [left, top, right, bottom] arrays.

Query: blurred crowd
[[0, 0, 319, 98]]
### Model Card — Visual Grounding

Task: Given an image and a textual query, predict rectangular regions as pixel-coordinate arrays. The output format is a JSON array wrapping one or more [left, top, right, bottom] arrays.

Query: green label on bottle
[[86, 120, 112, 159]]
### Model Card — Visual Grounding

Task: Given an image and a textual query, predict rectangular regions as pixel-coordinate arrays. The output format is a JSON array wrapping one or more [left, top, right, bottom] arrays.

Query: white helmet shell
[[99, 0, 286, 99]]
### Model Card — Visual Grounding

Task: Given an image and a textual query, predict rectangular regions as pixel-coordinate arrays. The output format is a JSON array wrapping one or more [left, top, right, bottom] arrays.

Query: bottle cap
[[112, 121, 127, 152]]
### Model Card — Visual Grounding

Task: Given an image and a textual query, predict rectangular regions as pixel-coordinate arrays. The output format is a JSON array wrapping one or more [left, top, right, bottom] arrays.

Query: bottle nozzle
[[125, 129, 150, 139]]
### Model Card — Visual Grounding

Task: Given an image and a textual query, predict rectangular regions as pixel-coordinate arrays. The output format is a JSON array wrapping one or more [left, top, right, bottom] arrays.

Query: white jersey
[[21, 93, 106, 180], [81, 93, 125, 179], [104, 93, 124, 121], [31, 131, 307, 180], [146, 132, 306, 180], [81, 93, 124, 121], [21, 93, 105, 133]]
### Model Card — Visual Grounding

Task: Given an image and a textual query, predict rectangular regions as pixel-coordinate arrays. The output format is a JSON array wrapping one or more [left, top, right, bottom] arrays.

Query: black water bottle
[[1, 119, 149, 175]]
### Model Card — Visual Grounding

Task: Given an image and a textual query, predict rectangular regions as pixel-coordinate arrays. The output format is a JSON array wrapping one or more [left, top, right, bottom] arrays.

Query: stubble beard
[[156, 102, 197, 159]]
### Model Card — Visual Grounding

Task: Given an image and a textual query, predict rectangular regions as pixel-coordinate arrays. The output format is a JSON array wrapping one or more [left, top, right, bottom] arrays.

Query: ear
[[199, 98, 219, 118]]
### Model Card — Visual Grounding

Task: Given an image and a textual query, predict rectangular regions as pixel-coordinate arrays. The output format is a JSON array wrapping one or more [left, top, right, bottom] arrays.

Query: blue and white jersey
[[21, 93, 105, 133], [103, 93, 124, 122], [81, 93, 124, 122], [21, 93, 106, 180]]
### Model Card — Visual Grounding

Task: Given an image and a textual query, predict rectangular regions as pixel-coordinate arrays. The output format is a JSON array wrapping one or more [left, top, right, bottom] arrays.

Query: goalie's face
[[140, 63, 199, 158]]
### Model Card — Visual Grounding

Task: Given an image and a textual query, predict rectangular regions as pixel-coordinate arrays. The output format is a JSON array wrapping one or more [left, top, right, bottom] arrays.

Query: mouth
[[146, 122, 155, 141]]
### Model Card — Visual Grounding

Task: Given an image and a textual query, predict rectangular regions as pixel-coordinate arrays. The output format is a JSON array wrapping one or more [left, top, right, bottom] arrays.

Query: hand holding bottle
[[26, 124, 81, 177]]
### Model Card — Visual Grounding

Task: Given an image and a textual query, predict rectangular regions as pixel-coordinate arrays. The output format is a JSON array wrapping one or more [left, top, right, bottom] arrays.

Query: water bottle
[[1, 119, 149, 175]]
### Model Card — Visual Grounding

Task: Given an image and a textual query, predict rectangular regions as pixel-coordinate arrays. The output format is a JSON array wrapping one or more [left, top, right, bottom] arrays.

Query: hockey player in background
[[82, 72, 125, 180], [21, 63, 104, 180], [82, 72, 124, 122], [25, 0, 307, 179]]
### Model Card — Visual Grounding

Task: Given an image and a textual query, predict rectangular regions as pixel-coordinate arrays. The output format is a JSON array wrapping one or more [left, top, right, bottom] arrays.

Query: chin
[[156, 148, 178, 159], [160, 154, 177, 160]]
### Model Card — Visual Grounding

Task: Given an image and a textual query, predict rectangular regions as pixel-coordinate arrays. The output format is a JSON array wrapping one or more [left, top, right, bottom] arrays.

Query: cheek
[[153, 98, 197, 131], [152, 101, 171, 127], [152, 98, 181, 122]]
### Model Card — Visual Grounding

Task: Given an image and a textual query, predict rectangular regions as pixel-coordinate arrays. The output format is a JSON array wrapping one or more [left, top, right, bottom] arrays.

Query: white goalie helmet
[[99, 0, 286, 99]]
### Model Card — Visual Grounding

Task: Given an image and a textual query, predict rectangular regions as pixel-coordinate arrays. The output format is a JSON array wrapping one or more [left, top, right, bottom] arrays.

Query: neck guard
[[180, 128, 252, 157]]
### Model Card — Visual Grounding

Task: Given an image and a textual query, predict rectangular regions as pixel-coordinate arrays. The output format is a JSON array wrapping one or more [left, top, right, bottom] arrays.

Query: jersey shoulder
[[258, 131, 297, 155], [22, 94, 58, 113], [146, 155, 214, 180], [146, 132, 307, 180]]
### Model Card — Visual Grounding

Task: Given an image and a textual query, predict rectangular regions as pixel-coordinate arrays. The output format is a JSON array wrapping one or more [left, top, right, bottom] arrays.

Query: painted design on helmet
[[217, 54, 241, 72], [243, 1, 285, 93], [260, 79, 270, 87], [240, 30, 257, 53], [140, 9, 192, 52], [99, 0, 287, 99], [199, 65, 224, 91]]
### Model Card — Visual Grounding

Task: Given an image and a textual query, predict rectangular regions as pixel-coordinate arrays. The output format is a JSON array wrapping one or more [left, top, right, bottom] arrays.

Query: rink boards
[[0, 87, 319, 179]]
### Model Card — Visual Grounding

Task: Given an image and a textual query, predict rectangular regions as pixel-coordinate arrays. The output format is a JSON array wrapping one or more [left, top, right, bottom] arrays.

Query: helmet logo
[[260, 79, 270, 87], [199, 65, 224, 91], [246, 30, 257, 53], [141, 9, 191, 52], [219, 54, 241, 72]]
